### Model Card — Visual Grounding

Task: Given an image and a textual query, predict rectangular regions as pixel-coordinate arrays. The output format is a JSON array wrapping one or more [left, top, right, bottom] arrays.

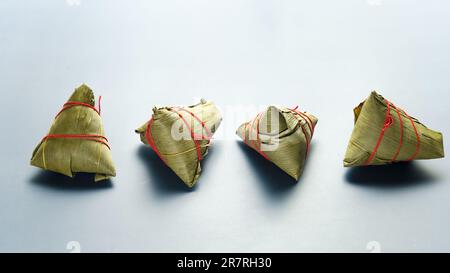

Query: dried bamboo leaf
[[30, 84, 116, 181], [344, 91, 444, 167], [236, 106, 318, 180], [135, 99, 222, 187]]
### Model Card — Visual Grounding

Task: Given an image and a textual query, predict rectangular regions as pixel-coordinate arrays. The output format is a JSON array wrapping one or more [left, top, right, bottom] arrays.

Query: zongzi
[[30, 84, 116, 181], [344, 91, 444, 167], [236, 106, 318, 180], [135, 99, 222, 187]]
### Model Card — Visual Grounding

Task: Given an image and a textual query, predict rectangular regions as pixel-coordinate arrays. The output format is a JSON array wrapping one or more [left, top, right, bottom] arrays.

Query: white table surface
[[0, 0, 449, 252]]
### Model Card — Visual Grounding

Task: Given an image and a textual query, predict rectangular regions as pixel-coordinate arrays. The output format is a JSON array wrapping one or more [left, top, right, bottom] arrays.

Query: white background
[[0, 0, 449, 252]]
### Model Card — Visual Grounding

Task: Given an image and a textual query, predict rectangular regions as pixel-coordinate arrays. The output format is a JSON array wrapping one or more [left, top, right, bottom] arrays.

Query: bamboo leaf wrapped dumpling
[[30, 84, 116, 181], [135, 99, 222, 187], [236, 106, 318, 180], [344, 91, 444, 167]]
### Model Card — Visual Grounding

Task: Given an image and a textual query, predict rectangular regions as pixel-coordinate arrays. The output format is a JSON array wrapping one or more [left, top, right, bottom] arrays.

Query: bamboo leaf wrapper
[[236, 106, 318, 180], [135, 99, 222, 187], [30, 84, 116, 181], [344, 91, 444, 167]]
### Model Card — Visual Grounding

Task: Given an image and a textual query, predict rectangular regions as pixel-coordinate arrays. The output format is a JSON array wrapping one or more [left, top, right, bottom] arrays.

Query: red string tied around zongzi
[[145, 107, 212, 165], [242, 112, 270, 161], [289, 106, 314, 157], [42, 96, 110, 149], [365, 99, 420, 165]]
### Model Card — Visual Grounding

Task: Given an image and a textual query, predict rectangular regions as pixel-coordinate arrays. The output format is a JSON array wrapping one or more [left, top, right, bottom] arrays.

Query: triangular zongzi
[[30, 84, 116, 181], [236, 106, 318, 180], [344, 91, 444, 167], [135, 99, 222, 187]]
